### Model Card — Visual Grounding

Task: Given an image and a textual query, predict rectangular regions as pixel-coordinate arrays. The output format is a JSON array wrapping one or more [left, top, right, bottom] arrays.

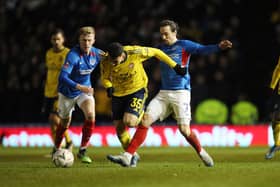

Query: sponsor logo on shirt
[[80, 69, 94, 75]]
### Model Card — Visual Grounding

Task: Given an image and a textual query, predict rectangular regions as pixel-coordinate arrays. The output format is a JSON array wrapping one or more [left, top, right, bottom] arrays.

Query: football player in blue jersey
[[52, 26, 105, 164], [107, 19, 232, 167]]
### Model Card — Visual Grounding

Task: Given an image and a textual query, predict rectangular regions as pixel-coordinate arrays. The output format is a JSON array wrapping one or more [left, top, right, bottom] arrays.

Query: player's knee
[[49, 114, 60, 125], [178, 124, 191, 136], [85, 111, 95, 121], [123, 113, 139, 127], [123, 118, 138, 127], [141, 114, 153, 128]]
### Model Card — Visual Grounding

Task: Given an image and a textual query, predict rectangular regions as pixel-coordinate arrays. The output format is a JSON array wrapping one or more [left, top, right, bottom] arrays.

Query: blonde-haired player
[[265, 56, 280, 159], [53, 26, 105, 164], [42, 28, 72, 152]]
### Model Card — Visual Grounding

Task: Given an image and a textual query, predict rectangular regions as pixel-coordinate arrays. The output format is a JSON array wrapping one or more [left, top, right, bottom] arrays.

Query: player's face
[[160, 25, 177, 45], [79, 33, 95, 54], [51, 33, 65, 51]]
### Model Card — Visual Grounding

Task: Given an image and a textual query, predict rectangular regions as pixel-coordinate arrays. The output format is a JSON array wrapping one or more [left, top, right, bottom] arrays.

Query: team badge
[[90, 59, 96, 65]]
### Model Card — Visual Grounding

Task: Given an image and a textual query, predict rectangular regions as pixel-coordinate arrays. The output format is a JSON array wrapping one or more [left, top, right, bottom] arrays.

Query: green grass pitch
[[1, 147, 280, 187]]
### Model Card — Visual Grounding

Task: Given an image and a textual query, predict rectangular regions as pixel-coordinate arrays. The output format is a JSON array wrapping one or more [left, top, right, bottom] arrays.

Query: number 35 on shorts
[[130, 97, 143, 112]]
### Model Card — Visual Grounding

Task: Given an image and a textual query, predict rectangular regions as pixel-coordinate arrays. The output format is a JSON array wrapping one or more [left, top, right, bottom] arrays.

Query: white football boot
[[107, 152, 132, 167], [199, 148, 214, 167]]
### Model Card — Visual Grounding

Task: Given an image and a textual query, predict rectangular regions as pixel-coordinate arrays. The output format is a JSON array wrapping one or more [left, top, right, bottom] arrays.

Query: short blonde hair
[[79, 26, 95, 36]]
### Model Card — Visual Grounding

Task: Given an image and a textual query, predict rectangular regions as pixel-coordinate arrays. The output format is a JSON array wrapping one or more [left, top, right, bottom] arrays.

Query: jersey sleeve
[[61, 52, 76, 74], [59, 52, 78, 88], [95, 48, 106, 63], [270, 57, 280, 90], [59, 71, 77, 88], [100, 60, 113, 88], [144, 47, 177, 68], [183, 40, 220, 55]]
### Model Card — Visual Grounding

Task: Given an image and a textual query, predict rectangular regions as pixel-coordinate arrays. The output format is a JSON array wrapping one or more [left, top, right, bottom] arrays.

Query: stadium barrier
[[0, 124, 272, 147]]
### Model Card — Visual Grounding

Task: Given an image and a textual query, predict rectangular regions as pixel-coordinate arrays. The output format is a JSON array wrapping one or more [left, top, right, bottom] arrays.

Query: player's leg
[[54, 117, 71, 150], [114, 120, 131, 149], [123, 88, 148, 166], [54, 99, 73, 149], [265, 110, 280, 159], [178, 124, 213, 167], [111, 95, 131, 149], [42, 98, 60, 144], [108, 109, 145, 167], [173, 90, 214, 167], [111, 112, 145, 166], [107, 113, 152, 167], [52, 99, 73, 150], [76, 94, 95, 163], [49, 113, 58, 142], [108, 88, 148, 166], [54, 93, 75, 152], [49, 112, 74, 151], [113, 88, 147, 149], [107, 90, 165, 167]]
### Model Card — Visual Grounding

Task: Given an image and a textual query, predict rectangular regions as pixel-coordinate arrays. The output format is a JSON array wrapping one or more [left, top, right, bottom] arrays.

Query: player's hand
[[107, 87, 114, 97], [173, 64, 187, 76], [219, 40, 233, 50], [76, 84, 94, 95]]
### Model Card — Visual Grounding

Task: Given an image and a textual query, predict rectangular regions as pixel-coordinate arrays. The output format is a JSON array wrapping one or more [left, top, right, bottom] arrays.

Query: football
[[52, 149, 74, 168]]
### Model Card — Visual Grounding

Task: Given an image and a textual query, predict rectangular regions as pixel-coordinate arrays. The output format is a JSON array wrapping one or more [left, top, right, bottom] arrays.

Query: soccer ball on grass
[[52, 149, 74, 168]]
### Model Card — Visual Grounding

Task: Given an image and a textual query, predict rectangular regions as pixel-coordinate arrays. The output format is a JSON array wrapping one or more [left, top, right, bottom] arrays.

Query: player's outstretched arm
[[149, 47, 187, 76]]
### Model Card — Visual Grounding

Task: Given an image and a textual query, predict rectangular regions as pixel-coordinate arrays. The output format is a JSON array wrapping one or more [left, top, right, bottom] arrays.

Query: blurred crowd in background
[[0, 0, 280, 124]]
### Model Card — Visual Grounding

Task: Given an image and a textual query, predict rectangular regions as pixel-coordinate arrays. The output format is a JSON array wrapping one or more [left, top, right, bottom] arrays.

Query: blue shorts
[[112, 88, 147, 120]]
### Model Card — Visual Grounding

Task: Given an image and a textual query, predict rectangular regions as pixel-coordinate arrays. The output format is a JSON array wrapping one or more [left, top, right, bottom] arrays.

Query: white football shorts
[[145, 90, 191, 125], [58, 93, 95, 119]]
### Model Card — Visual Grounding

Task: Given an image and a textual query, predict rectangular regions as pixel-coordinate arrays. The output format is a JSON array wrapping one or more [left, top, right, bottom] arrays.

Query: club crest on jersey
[[90, 59, 96, 65], [129, 63, 134, 69]]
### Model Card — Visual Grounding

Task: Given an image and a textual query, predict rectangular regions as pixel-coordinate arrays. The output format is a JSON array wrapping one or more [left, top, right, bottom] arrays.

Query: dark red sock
[[55, 124, 67, 148], [126, 125, 148, 154], [81, 120, 95, 147], [185, 131, 202, 153]]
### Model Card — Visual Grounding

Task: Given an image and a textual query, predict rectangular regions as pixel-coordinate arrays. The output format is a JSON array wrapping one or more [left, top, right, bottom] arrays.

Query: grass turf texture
[[0, 147, 280, 187]]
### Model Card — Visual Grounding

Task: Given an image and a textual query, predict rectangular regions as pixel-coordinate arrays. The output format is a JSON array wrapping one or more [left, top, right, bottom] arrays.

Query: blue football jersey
[[58, 45, 102, 98], [158, 40, 220, 90]]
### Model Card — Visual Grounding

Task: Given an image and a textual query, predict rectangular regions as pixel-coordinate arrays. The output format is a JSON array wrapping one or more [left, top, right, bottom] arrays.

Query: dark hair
[[106, 42, 123, 59], [159, 19, 179, 32], [51, 28, 65, 38]]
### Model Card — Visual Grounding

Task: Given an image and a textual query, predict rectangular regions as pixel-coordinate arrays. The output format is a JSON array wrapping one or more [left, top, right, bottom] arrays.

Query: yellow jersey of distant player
[[270, 56, 280, 94], [44, 47, 70, 98], [101, 45, 177, 97]]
